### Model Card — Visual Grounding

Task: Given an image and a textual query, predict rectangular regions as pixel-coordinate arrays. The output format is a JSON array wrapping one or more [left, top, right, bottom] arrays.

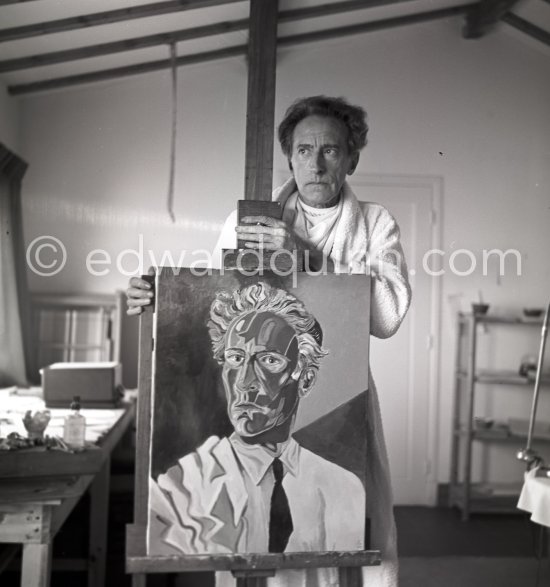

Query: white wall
[[20, 59, 247, 295], [0, 80, 20, 154], [18, 16, 550, 486]]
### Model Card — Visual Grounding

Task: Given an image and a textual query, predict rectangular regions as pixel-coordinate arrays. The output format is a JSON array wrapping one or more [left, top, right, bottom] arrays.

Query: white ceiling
[[0, 0, 548, 95]]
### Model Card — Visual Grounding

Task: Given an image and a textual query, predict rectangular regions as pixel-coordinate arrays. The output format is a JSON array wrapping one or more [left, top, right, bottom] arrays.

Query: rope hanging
[[166, 42, 178, 223]]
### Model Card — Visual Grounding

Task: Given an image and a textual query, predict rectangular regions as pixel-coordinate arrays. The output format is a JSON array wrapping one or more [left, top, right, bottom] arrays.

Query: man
[[148, 282, 366, 557], [129, 96, 411, 586]]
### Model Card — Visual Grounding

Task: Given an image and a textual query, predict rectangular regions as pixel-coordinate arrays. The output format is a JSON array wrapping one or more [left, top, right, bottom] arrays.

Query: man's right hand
[[126, 267, 155, 315]]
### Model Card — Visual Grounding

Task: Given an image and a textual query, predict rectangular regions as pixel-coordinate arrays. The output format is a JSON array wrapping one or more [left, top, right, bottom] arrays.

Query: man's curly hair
[[278, 95, 368, 160], [208, 282, 327, 375]]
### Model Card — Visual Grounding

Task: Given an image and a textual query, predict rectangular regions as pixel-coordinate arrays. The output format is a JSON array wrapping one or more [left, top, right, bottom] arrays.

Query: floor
[[395, 506, 545, 558], [395, 506, 550, 587], [2, 498, 548, 586]]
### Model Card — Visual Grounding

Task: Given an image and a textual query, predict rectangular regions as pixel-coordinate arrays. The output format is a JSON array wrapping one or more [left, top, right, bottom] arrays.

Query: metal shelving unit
[[449, 312, 549, 520]]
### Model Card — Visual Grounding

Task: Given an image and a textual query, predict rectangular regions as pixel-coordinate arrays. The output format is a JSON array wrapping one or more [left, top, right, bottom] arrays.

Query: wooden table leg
[[338, 566, 363, 587], [88, 456, 110, 587], [21, 543, 52, 587]]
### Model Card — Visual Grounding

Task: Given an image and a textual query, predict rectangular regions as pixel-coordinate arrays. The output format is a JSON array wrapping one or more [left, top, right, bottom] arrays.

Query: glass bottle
[[63, 395, 86, 448]]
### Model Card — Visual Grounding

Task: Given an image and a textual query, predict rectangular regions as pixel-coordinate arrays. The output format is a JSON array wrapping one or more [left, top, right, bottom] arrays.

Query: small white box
[[42, 361, 123, 408]]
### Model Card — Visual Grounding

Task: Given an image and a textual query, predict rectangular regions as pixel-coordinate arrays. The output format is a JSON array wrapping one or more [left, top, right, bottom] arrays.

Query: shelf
[[456, 369, 550, 385], [472, 430, 550, 443], [450, 482, 524, 515], [458, 312, 544, 326], [475, 370, 550, 386], [455, 428, 513, 442], [451, 309, 549, 519], [456, 418, 550, 442]]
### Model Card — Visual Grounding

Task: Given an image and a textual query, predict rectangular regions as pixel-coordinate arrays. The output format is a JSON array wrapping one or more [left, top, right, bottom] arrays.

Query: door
[[351, 174, 441, 505]]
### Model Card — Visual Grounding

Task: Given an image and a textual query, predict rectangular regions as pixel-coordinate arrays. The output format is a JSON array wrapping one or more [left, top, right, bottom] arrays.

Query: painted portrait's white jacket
[[149, 433, 365, 557]]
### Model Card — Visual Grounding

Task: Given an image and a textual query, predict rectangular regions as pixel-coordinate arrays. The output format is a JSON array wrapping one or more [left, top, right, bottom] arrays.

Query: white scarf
[[273, 177, 369, 271]]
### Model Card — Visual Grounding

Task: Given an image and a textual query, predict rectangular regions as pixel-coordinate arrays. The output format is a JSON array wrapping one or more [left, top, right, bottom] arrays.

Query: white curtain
[[0, 144, 29, 386]]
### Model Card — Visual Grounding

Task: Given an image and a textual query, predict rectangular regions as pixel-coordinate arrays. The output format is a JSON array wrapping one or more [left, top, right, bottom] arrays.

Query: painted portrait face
[[222, 310, 301, 440], [290, 115, 358, 208]]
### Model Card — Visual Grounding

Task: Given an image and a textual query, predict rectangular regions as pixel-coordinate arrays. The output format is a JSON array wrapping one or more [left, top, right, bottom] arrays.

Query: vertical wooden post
[[244, 0, 279, 201]]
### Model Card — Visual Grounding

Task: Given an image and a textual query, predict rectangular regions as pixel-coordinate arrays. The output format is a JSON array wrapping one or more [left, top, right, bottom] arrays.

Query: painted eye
[[257, 353, 289, 373], [224, 351, 244, 367]]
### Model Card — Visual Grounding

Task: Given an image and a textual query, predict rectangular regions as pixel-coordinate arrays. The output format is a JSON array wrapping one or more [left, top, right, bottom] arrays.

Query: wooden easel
[[126, 270, 379, 586], [126, 1, 380, 584]]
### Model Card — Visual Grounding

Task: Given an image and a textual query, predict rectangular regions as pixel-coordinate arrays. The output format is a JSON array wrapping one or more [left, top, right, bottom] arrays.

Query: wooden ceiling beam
[[279, 0, 416, 21], [462, 0, 519, 39], [0, 0, 242, 43], [7, 3, 475, 96], [502, 12, 550, 47], [0, 0, 416, 44], [278, 4, 474, 48], [0, 0, 418, 73], [0, 19, 249, 73], [8, 45, 247, 95], [0, 0, 41, 4]]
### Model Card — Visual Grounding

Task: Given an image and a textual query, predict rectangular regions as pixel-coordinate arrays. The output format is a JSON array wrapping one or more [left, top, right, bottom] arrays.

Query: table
[[0, 389, 135, 587], [518, 467, 550, 528], [518, 467, 550, 561]]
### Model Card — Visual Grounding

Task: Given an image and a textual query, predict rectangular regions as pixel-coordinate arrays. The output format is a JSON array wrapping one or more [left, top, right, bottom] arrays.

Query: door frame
[[350, 173, 443, 505]]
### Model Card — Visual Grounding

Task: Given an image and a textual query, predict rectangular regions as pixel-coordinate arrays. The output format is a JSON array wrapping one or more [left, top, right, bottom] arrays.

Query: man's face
[[222, 311, 301, 440], [290, 115, 358, 208]]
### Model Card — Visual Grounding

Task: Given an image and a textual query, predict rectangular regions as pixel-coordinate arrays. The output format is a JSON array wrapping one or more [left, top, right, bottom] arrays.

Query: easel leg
[[233, 570, 275, 587], [235, 577, 268, 587], [132, 574, 147, 587], [338, 566, 363, 587], [21, 543, 52, 587], [88, 456, 110, 587]]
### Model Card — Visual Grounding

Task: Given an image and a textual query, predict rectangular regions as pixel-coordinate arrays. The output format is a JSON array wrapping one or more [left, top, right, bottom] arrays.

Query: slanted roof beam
[[0, 0, 242, 43], [7, 3, 474, 96], [502, 12, 550, 47], [462, 0, 520, 38]]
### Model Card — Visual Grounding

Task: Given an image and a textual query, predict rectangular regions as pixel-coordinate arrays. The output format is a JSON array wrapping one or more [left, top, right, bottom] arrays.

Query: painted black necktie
[[268, 457, 293, 552]]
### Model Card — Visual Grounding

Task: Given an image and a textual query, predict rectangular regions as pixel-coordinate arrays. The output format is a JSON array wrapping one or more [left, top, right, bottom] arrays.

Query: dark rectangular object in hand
[[42, 362, 123, 408]]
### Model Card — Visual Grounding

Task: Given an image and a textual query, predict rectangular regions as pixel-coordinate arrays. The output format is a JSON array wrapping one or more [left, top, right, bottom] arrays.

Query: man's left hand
[[236, 216, 298, 251]]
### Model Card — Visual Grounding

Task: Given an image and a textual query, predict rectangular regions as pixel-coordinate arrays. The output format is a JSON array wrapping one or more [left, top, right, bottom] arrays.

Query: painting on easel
[[147, 267, 370, 556]]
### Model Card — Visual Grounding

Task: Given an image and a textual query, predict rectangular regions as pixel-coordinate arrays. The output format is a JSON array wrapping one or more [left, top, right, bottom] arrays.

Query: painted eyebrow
[[295, 143, 341, 150]]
